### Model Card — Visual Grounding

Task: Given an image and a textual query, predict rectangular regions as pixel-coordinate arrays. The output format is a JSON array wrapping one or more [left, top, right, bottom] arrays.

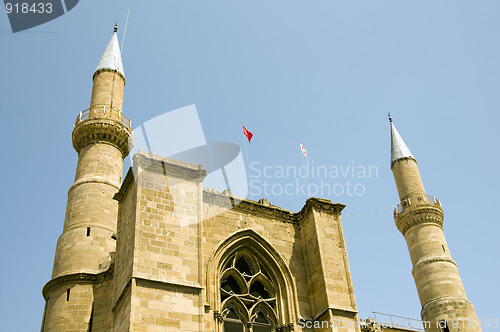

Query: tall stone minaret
[[389, 116, 480, 332], [41, 25, 132, 331]]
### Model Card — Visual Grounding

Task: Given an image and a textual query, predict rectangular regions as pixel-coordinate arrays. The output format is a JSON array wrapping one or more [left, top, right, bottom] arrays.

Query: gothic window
[[220, 252, 277, 332]]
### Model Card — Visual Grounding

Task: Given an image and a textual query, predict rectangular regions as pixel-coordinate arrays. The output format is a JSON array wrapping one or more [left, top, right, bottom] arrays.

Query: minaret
[[41, 25, 132, 331], [389, 116, 480, 332]]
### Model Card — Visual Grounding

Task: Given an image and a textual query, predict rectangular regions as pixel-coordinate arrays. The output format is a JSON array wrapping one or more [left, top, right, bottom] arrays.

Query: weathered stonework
[[43, 142, 362, 331], [41, 31, 481, 332], [106, 151, 358, 331], [42, 48, 133, 331], [392, 152, 480, 332]]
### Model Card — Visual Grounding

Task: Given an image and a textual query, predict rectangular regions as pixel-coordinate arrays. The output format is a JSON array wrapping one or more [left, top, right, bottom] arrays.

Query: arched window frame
[[221, 297, 249, 330], [220, 251, 277, 331], [251, 302, 278, 330], [207, 229, 299, 332]]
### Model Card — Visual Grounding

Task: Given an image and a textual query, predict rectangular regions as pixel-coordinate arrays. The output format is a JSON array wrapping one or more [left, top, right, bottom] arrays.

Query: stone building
[[40, 27, 480, 332]]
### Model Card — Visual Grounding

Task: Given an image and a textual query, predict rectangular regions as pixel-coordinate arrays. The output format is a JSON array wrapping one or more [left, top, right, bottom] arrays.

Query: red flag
[[300, 142, 307, 159], [242, 125, 253, 143]]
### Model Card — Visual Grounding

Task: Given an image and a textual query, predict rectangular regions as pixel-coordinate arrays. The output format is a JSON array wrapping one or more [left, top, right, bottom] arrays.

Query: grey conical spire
[[389, 115, 414, 165], [94, 24, 125, 79]]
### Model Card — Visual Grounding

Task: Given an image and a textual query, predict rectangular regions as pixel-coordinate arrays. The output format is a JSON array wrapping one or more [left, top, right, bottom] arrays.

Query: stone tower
[[389, 117, 480, 332], [41, 25, 132, 331]]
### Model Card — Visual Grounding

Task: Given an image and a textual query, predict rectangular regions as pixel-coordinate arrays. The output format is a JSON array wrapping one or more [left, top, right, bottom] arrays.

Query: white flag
[[300, 142, 307, 160]]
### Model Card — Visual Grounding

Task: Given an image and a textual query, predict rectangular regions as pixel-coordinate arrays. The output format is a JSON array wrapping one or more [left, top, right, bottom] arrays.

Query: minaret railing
[[74, 105, 132, 129], [394, 195, 440, 216]]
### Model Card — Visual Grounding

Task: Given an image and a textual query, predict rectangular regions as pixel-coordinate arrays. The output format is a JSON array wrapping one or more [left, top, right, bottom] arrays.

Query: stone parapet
[[203, 191, 345, 224], [132, 150, 207, 181]]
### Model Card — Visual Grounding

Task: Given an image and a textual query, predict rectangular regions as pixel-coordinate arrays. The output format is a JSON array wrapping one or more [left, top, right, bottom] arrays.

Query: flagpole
[[241, 122, 251, 183]]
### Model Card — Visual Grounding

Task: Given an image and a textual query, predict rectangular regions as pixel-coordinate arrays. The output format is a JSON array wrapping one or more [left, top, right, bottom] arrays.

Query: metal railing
[[371, 311, 425, 331], [394, 195, 440, 215], [74, 105, 132, 129]]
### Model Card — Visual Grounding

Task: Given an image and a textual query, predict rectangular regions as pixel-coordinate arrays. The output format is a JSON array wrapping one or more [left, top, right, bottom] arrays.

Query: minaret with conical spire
[[389, 116, 480, 332], [41, 25, 132, 331]]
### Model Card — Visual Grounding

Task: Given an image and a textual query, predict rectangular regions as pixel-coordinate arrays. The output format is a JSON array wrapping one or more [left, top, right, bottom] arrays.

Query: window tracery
[[220, 252, 277, 332]]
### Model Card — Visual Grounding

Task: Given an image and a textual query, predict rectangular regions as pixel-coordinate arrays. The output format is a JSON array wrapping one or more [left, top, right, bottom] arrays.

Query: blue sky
[[1, 1, 499, 330]]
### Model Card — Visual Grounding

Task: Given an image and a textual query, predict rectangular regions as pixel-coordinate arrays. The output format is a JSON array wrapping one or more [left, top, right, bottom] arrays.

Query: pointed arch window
[[220, 252, 277, 332]]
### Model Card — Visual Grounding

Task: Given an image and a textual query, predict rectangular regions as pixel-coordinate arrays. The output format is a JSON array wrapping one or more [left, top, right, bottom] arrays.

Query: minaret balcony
[[74, 105, 132, 130], [394, 195, 444, 235], [394, 195, 441, 216], [72, 105, 133, 157]]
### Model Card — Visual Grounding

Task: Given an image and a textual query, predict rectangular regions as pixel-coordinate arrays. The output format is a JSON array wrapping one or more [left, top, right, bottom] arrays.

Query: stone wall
[[62, 150, 361, 331]]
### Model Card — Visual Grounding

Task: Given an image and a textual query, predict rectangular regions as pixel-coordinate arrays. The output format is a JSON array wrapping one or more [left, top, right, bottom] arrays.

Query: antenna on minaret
[[121, 9, 130, 53], [388, 112, 392, 123], [114, 22, 118, 33]]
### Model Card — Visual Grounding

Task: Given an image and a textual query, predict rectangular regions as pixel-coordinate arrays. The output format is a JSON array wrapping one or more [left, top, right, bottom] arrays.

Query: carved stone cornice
[[203, 191, 345, 223], [132, 150, 207, 181], [235, 199, 298, 222], [296, 198, 345, 221], [42, 263, 114, 300], [204, 190, 298, 222], [394, 204, 444, 236], [72, 118, 132, 157]]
